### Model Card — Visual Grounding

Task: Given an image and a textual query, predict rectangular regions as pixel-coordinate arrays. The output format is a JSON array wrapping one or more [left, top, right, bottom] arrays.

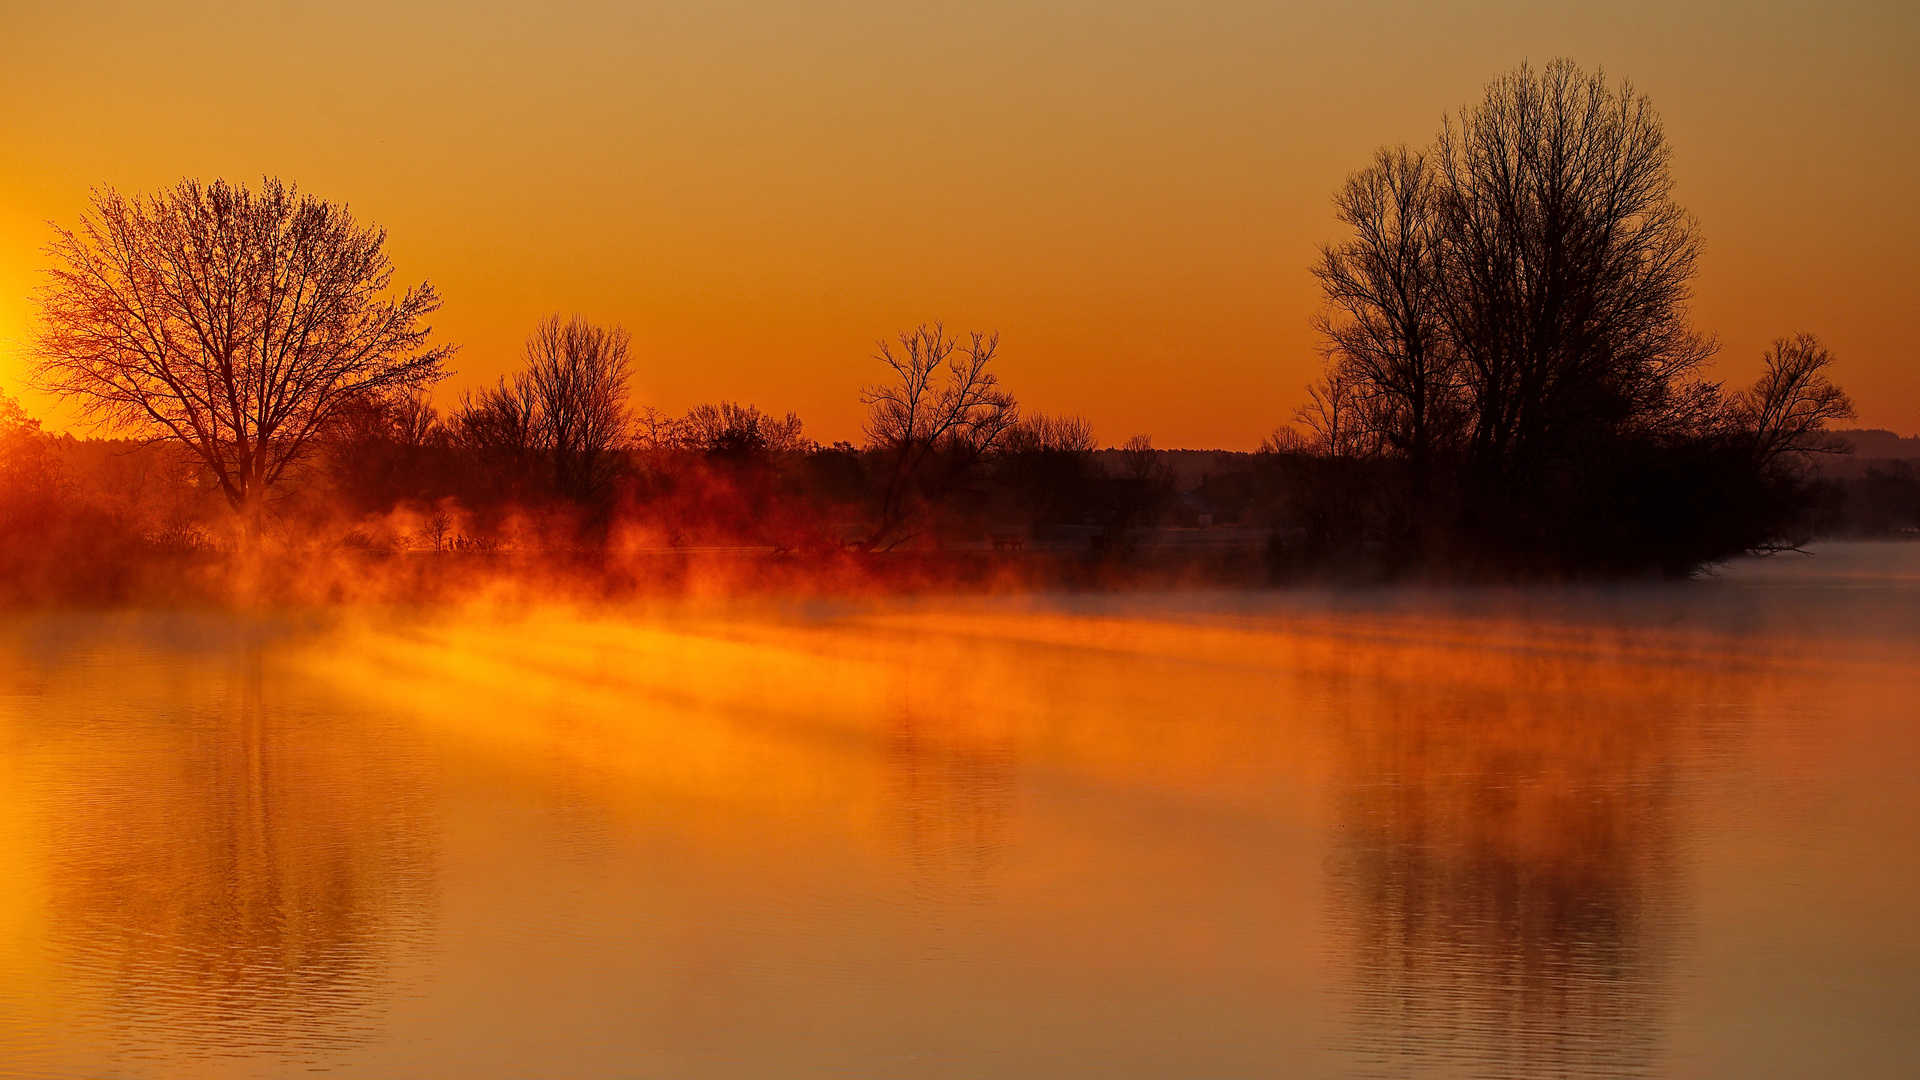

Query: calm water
[[1, 545, 1917, 1078]]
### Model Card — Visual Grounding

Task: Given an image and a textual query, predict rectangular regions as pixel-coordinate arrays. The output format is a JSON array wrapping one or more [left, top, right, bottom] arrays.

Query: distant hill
[[1811, 429, 1918, 479], [1834, 429, 1920, 460]]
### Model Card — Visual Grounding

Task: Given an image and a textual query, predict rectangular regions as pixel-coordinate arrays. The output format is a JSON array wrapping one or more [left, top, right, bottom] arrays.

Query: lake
[[1, 543, 1916, 1078]]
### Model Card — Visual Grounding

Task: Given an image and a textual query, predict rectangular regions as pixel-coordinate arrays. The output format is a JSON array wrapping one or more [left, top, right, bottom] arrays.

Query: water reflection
[[0, 550, 1914, 1078], [883, 708, 1015, 905], [0, 625, 434, 1071], [1323, 660, 1703, 1079]]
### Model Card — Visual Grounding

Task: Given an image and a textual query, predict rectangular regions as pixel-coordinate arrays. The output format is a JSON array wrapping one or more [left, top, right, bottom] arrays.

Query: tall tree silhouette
[[1434, 60, 1713, 508], [1314, 145, 1458, 508], [451, 315, 631, 505], [33, 177, 451, 540], [1309, 60, 1729, 565]]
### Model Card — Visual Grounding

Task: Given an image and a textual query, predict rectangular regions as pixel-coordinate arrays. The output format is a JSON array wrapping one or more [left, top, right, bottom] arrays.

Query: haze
[[1, 0, 1915, 445]]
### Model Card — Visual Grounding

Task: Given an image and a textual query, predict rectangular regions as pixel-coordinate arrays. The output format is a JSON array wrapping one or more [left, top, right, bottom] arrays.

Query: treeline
[[3, 335, 1907, 603], [0, 317, 1160, 601], [311, 320, 1123, 555], [0, 394, 213, 602], [1807, 437, 1920, 539], [2, 59, 1907, 603]]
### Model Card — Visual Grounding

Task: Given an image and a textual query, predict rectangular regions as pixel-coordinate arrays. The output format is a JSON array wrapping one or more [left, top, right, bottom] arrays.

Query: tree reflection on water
[[1320, 635, 1743, 1079], [883, 707, 1016, 907], [1, 571, 1910, 1079], [24, 634, 436, 1061]]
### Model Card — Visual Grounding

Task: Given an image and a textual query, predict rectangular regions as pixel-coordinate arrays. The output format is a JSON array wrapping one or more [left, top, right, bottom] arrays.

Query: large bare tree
[[33, 177, 451, 536], [1309, 59, 1722, 559], [1433, 59, 1715, 487]]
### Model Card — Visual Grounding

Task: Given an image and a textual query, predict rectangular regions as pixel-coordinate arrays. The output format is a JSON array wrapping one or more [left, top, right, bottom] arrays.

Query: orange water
[[1, 544, 1915, 1078]]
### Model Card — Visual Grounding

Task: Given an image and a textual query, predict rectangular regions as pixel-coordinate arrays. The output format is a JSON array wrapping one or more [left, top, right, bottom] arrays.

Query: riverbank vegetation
[[3, 60, 1911, 606]]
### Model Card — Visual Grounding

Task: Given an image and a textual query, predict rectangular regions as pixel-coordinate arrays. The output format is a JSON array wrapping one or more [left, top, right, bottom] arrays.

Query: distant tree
[[1844, 462, 1920, 536], [451, 376, 542, 491], [320, 389, 453, 513], [389, 391, 444, 453], [1000, 412, 1098, 532], [1737, 333, 1856, 472], [1120, 434, 1175, 492], [522, 314, 633, 502], [1005, 413, 1095, 457], [679, 401, 809, 462], [1293, 368, 1377, 459], [451, 314, 632, 505], [1709, 333, 1857, 554], [1260, 417, 1385, 557], [424, 502, 456, 551], [32, 177, 452, 539], [630, 406, 680, 454], [861, 323, 1017, 549], [1107, 434, 1176, 542], [0, 389, 63, 533]]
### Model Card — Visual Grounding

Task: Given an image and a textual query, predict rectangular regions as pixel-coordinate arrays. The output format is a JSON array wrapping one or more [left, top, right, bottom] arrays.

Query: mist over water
[[0, 544, 1916, 1078]]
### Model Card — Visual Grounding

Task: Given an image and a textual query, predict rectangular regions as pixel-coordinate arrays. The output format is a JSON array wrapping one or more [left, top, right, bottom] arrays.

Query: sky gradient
[[1, 0, 1914, 447]]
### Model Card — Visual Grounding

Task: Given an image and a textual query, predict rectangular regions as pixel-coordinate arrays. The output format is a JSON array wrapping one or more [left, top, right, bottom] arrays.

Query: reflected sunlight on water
[[0, 543, 1916, 1078]]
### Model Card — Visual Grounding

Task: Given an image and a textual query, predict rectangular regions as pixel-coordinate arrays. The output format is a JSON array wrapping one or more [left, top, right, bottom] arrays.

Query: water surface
[[1, 544, 1916, 1077]]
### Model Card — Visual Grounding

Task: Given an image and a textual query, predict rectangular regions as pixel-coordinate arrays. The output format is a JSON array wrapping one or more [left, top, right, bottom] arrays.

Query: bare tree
[[1314, 145, 1458, 483], [679, 401, 809, 461], [1288, 61, 1866, 570], [1004, 413, 1095, 457], [1737, 333, 1856, 472], [1304, 59, 1727, 566], [1001, 412, 1098, 533], [451, 376, 541, 479], [450, 315, 632, 504], [1111, 433, 1175, 542], [390, 390, 444, 452], [631, 406, 680, 454], [861, 323, 1017, 549], [1293, 368, 1376, 458], [32, 177, 451, 539], [425, 504, 455, 552], [1120, 434, 1162, 485], [1433, 60, 1715, 486], [523, 314, 632, 502], [1260, 426, 1315, 455]]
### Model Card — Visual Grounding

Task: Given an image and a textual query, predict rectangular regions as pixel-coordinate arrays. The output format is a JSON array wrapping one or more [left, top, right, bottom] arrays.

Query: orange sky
[[1, 0, 1914, 447]]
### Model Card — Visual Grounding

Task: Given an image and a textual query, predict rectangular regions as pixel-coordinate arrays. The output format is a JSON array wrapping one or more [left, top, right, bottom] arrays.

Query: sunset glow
[[2, 0, 1913, 444], [2, 5, 1918, 1077]]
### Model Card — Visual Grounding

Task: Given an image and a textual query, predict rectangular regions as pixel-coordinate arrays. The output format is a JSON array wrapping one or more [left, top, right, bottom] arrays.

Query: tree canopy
[[1304, 59, 1854, 570], [33, 177, 451, 531]]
